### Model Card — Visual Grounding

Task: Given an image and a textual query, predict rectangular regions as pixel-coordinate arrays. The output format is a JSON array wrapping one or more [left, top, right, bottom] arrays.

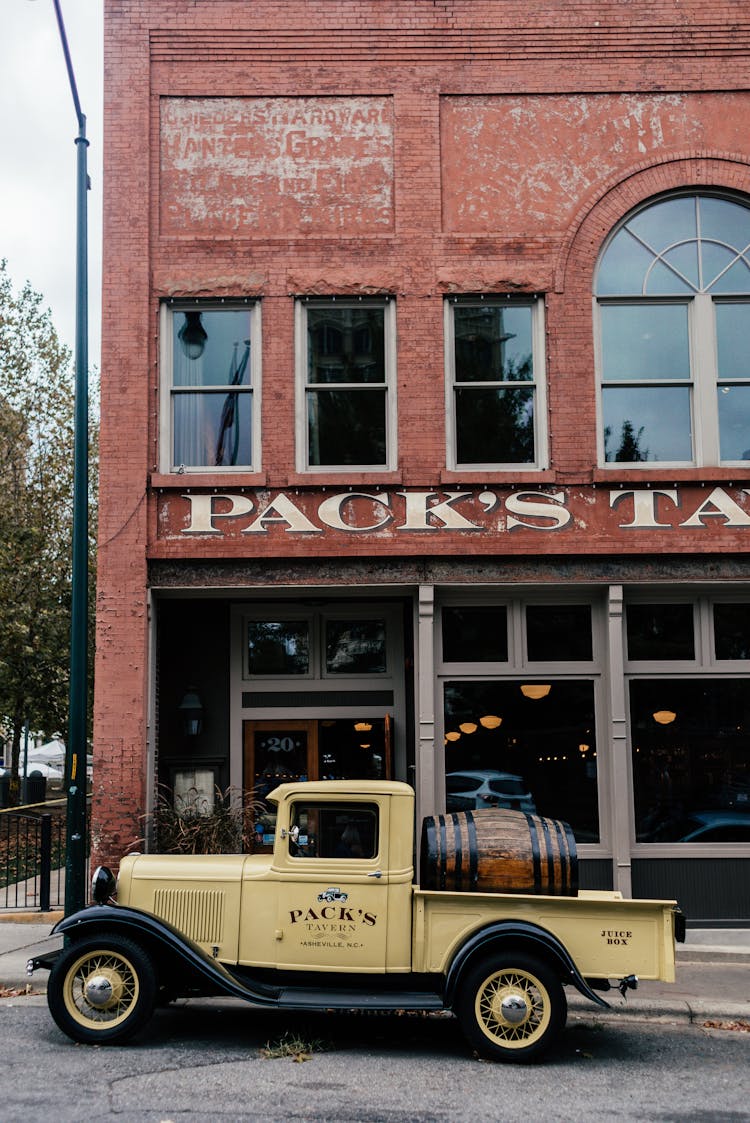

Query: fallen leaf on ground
[[703, 1019, 750, 1033]]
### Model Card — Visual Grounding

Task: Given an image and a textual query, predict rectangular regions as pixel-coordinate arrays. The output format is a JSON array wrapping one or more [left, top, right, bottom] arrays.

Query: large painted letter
[[505, 491, 572, 531], [242, 493, 322, 534], [317, 492, 393, 532], [680, 487, 750, 528], [182, 493, 254, 534], [610, 489, 678, 528], [397, 491, 483, 531]]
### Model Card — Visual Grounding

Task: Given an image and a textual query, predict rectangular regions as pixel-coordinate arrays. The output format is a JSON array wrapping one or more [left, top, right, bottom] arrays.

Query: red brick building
[[97, 0, 750, 921]]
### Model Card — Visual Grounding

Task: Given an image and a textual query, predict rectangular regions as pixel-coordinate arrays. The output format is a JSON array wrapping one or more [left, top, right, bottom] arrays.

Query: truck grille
[[153, 887, 225, 944]]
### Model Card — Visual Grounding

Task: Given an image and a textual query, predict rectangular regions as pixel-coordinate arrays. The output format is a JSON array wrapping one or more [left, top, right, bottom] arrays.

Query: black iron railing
[[0, 803, 68, 911]]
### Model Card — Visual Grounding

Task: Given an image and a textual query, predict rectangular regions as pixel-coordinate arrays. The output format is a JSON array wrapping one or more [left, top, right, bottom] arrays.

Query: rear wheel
[[456, 953, 566, 1063], [48, 935, 157, 1045]]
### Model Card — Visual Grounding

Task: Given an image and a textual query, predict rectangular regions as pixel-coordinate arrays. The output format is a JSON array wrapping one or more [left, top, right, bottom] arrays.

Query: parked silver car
[[446, 770, 536, 813]]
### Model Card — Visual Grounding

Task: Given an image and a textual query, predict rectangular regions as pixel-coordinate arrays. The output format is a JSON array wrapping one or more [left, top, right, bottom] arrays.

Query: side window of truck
[[289, 802, 379, 859]]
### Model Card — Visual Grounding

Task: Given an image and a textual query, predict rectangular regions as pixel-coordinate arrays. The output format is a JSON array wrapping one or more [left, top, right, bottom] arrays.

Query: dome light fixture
[[521, 683, 551, 700], [653, 710, 677, 725], [479, 715, 502, 730]]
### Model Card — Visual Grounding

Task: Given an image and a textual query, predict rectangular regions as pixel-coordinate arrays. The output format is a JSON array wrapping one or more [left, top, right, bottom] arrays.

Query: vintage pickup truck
[[31, 780, 684, 1062]]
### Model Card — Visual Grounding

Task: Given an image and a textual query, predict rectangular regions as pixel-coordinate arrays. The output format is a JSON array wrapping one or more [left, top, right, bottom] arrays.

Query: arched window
[[595, 194, 750, 465]]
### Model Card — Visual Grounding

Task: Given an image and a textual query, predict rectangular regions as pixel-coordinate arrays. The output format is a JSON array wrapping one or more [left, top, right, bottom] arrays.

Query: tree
[[0, 260, 97, 802]]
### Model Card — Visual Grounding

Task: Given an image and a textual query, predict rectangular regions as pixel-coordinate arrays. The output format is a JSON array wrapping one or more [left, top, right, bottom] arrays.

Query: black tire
[[455, 953, 567, 1063], [47, 935, 158, 1045]]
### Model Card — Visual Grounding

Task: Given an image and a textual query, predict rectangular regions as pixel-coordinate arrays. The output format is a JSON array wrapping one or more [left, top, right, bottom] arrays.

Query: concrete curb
[[0, 911, 63, 924]]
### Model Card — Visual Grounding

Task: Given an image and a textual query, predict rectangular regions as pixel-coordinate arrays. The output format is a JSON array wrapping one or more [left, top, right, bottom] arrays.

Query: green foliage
[[0, 260, 98, 795]]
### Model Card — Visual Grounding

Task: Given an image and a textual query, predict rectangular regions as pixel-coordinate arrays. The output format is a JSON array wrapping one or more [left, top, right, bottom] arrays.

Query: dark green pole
[[51, 0, 89, 916]]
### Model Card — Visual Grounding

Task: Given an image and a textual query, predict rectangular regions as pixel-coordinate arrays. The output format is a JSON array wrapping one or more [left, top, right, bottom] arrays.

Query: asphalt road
[[1, 999, 748, 1122]]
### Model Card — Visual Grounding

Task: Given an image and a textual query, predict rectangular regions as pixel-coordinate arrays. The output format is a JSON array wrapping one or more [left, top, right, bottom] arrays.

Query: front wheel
[[47, 935, 157, 1045], [455, 953, 567, 1063]]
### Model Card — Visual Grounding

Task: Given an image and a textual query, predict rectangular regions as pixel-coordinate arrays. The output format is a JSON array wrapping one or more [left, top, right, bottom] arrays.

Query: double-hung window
[[162, 302, 260, 472], [297, 298, 396, 471], [596, 194, 750, 466], [445, 297, 547, 469]]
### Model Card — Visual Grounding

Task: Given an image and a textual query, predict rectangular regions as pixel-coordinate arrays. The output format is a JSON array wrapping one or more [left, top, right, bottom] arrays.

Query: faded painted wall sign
[[441, 92, 750, 234], [159, 486, 750, 543], [160, 97, 394, 235]]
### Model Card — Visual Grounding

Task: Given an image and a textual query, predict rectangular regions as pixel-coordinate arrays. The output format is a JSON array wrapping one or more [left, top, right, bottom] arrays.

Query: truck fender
[[444, 919, 610, 1009], [49, 904, 282, 1007]]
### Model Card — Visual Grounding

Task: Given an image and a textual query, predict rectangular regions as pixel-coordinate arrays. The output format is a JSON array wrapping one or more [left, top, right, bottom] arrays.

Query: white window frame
[[295, 297, 397, 473], [595, 193, 750, 470], [444, 296, 549, 471], [159, 300, 261, 474]]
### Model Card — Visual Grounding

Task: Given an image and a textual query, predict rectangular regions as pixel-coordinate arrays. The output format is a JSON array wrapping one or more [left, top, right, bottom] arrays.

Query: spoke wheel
[[457, 953, 566, 1063], [48, 935, 157, 1045]]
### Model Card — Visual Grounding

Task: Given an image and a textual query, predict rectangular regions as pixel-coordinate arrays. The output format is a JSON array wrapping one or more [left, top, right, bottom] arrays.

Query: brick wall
[[95, 0, 750, 863]]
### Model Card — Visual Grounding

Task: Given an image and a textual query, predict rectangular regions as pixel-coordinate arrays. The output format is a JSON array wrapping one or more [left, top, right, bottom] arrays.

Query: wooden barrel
[[420, 808, 578, 896]]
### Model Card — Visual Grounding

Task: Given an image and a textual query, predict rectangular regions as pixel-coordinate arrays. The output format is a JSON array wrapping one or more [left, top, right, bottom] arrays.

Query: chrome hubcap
[[499, 992, 529, 1025]]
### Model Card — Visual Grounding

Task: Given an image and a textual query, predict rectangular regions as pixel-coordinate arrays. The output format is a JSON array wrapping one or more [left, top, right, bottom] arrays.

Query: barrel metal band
[[540, 816, 555, 892], [451, 813, 463, 891], [552, 817, 569, 892], [465, 810, 479, 890], [564, 821, 579, 894], [524, 812, 542, 893], [438, 815, 447, 891], [423, 816, 437, 890]]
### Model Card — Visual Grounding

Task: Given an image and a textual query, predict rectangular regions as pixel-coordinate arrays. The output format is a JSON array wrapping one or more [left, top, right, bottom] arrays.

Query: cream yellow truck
[[30, 781, 684, 1062]]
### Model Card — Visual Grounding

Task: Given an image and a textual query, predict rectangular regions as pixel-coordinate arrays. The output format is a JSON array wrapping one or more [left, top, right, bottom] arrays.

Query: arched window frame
[[594, 192, 750, 468]]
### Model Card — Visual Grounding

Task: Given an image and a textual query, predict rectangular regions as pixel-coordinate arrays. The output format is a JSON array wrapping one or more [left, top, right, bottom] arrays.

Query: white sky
[[1, 1, 103, 366]]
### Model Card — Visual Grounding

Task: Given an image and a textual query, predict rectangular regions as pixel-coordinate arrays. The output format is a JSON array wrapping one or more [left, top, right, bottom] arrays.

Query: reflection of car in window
[[446, 771, 536, 814], [644, 811, 750, 843]]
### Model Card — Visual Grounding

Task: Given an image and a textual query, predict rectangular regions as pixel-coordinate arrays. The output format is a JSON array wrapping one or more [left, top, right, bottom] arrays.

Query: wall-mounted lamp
[[521, 684, 551, 700], [179, 687, 204, 736], [178, 311, 208, 360]]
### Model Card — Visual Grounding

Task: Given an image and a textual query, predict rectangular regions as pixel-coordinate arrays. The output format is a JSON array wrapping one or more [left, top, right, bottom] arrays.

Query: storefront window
[[325, 620, 387, 674], [443, 680, 599, 842], [247, 620, 310, 675], [714, 603, 750, 660], [626, 604, 695, 661], [630, 679, 750, 842], [526, 605, 592, 661], [442, 606, 508, 663]]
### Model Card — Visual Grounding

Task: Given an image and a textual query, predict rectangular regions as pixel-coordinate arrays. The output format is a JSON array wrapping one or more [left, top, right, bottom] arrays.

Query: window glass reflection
[[600, 305, 690, 380], [526, 605, 592, 661], [307, 388, 386, 465], [442, 606, 508, 663], [714, 604, 750, 660], [455, 387, 534, 464], [325, 620, 387, 675], [247, 621, 310, 675], [716, 303, 750, 379], [626, 604, 695, 661], [603, 385, 692, 462], [454, 305, 533, 383], [630, 679, 750, 842], [444, 680, 599, 842], [718, 385, 750, 461]]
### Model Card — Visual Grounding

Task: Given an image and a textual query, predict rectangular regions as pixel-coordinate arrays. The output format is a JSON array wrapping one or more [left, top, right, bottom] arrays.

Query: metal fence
[[0, 803, 67, 911]]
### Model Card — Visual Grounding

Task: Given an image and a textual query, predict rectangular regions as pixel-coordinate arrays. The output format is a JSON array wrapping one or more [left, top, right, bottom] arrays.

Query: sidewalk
[[1, 912, 748, 1026]]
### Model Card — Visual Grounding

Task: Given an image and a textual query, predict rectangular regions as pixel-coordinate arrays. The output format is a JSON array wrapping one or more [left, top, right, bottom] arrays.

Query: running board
[[277, 988, 446, 1012]]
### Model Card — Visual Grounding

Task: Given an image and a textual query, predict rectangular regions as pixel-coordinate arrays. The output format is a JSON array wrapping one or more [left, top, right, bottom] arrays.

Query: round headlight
[[91, 865, 116, 905]]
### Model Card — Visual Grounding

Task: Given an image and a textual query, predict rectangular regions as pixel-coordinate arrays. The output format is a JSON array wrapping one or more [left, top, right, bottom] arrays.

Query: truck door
[[274, 797, 390, 972]]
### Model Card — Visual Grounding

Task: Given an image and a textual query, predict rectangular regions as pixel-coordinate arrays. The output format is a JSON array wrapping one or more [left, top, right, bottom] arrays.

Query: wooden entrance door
[[243, 719, 318, 851]]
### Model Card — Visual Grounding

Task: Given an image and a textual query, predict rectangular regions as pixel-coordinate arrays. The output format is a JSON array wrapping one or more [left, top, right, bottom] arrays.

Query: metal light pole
[[41, 0, 90, 915]]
